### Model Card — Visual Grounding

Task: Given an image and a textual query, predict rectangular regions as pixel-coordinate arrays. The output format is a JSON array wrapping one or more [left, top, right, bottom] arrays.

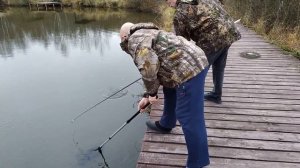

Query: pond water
[[0, 8, 163, 168]]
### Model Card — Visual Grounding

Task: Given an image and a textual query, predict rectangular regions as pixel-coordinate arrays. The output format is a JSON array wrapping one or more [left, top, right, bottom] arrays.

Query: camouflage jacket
[[121, 23, 208, 96], [174, 0, 241, 64]]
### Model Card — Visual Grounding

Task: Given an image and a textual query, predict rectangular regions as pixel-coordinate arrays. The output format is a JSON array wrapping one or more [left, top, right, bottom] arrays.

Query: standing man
[[166, 0, 241, 104], [120, 22, 210, 168]]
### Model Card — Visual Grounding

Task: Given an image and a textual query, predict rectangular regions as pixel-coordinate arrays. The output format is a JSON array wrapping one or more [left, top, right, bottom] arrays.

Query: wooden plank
[[218, 71, 300, 77], [159, 88, 300, 95], [209, 96, 300, 105], [207, 120, 300, 133], [143, 134, 300, 152], [206, 88, 300, 95], [206, 120, 300, 133], [225, 68, 300, 73], [224, 69, 300, 74], [220, 92, 300, 100], [137, 164, 181, 168], [226, 56, 296, 60], [208, 137, 300, 152], [228, 59, 299, 62], [157, 96, 300, 106], [159, 92, 300, 100], [209, 158, 300, 168], [229, 47, 282, 50], [206, 79, 300, 87], [215, 67, 299, 71], [227, 54, 295, 58], [228, 56, 298, 61], [232, 44, 274, 48], [225, 68, 299, 73], [229, 50, 283, 54], [141, 142, 300, 163], [138, 153, 300, 168], [150, 111, 300, 125], [225, 60, 298, 64], [146, 127, 300, 143], [225, 68, 300, 72], [207, 129, 300, 143], [230, 45, 279, 48], [138, 152, 186, 167], [215, 97, 300, 105], [204, 113, 300, 124], [149, 116, 300, 133], [153, 105, 300, 118], [224, 67, 300, 71], [204, 102, 300, 111], [227, 55, 298, 59], [224, 63, 298, 67], [154, 100, 300, 111], [152, 108, 300, 118], [205, 108, 300, 117], [205, 84, 300, 92]]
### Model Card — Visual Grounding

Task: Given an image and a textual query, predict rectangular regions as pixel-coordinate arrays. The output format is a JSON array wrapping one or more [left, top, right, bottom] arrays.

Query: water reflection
[[0, 8, 160, 168], [0, 8, 162, 57]]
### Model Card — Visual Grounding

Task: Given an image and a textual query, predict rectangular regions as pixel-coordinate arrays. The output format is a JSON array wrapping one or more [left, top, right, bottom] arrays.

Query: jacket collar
[[176, 0, 198, 6], [129, 23, 159, 36]]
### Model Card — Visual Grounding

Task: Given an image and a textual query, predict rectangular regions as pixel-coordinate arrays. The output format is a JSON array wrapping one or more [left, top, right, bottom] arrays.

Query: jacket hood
[[129, 23, 159, 36], [177, 0, 198, 6], [120, 23, 159, 56]]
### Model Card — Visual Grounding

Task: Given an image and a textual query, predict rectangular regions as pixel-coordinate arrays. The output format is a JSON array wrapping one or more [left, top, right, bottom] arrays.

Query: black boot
[[146, 120, 172, 134], [204, 92, 222, 104]]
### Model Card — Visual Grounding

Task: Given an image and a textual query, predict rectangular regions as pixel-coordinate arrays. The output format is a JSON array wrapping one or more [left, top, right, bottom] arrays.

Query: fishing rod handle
[[126, 102, 150, 124]]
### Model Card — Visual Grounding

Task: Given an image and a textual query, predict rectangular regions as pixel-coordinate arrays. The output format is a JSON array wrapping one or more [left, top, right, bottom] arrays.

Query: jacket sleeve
[[131, 36, 160, 97]]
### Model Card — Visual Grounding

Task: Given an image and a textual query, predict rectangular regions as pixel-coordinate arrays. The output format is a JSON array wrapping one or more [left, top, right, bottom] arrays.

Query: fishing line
[[71, 78, 141, 123]]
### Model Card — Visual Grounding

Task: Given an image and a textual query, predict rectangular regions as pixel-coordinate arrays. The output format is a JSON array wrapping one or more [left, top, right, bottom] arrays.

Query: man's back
[[126, 23, 208, 90], [174, 0, 241, 60]]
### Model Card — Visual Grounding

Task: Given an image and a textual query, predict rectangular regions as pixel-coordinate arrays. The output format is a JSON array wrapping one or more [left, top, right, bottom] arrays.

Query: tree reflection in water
[[0, 8, 163, 58]]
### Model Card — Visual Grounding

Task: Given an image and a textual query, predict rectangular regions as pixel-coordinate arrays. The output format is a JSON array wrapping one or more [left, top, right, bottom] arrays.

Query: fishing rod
[[94, 102, 151, 165], [71, 78, 142, 123]]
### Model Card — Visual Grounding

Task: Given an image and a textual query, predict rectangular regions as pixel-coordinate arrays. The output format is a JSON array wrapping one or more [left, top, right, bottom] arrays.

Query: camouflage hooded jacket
[[121, 23, 208, 96], [174, 0, 241, 64]]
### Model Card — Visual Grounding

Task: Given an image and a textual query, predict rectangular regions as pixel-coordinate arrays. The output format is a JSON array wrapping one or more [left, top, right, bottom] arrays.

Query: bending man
[[120, 22, 210, 168], [166, 0, 241, 103]]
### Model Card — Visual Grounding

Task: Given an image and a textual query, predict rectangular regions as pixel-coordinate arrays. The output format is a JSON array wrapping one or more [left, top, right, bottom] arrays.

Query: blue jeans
[[208, 46, 230, 97], [160, 68, 210, 168]]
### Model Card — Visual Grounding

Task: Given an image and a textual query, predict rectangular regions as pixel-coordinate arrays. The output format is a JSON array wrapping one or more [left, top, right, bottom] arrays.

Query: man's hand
[[138, 97, 150, 112], [149, 95, 158, 104]]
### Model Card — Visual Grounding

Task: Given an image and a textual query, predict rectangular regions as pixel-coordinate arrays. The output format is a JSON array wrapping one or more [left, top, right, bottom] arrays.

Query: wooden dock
[[137, 25, 300, 168], [29, 0, 62, 11]]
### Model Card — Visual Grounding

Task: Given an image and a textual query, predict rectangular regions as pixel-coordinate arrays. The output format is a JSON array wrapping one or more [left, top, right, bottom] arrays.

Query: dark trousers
[[160, 68, 210, 168], [208, 46, 230, 97]]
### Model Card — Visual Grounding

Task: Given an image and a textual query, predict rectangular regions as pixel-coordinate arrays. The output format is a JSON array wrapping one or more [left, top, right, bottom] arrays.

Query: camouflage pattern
[[122, 23, 208, 96], [174, 0, 241, 64]]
